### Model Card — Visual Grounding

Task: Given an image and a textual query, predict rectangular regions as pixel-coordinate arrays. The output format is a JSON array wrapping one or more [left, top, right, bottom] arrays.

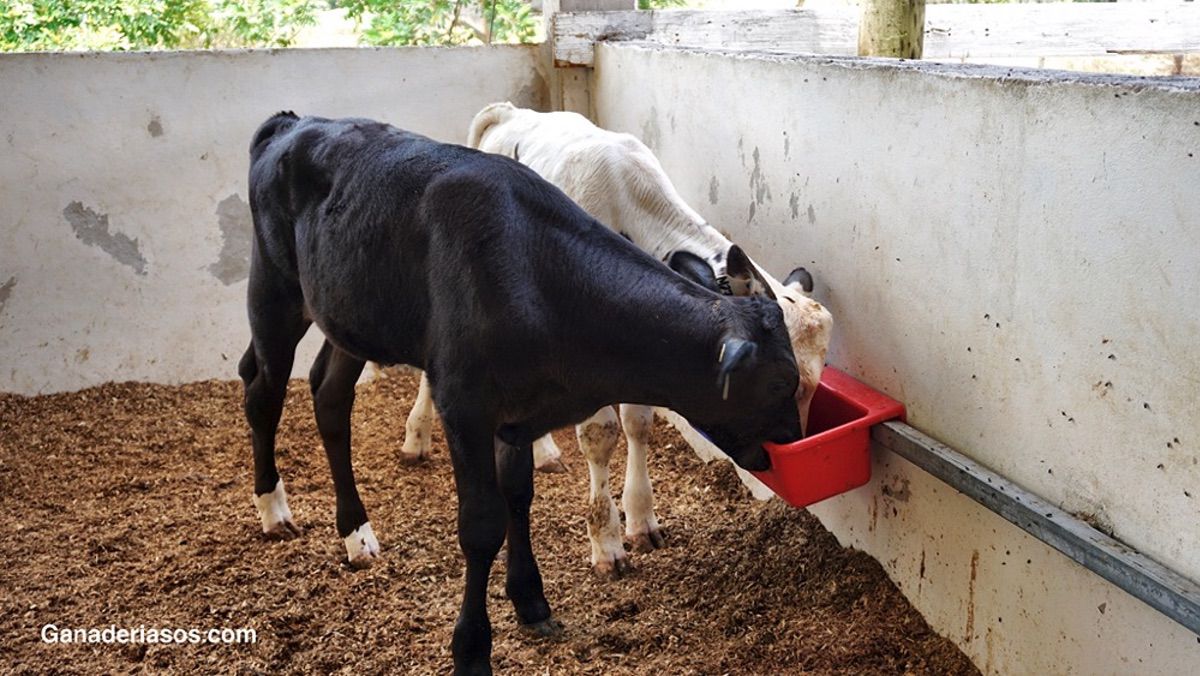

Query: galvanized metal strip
[[873, 420, 1200, 637]]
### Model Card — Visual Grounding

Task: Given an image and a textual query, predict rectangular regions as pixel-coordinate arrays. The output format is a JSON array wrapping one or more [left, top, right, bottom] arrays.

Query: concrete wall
[[594, 43, 1200, 674], [0, 46, 546, 395]]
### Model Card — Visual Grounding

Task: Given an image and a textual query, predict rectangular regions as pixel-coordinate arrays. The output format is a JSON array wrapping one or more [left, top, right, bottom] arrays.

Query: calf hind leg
[[620, 404, 665, 552], [532, 434, 567, 474], [403, 372, 567, 474], [401, 371, 438, 464], [310, 340, 378, 568], [240, 310, 309, 540], [576, 406, 629, 579]]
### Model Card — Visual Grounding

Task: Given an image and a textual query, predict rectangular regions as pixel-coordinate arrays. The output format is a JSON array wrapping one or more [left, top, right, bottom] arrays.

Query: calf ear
[[718, 337, 758, 384], [783, 266, 814, 293], [668, 250, 720, 292], [726, 245, 777, 300]]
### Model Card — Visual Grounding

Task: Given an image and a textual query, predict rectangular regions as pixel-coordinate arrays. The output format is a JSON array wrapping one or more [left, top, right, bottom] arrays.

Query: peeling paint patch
[[708, 176, 720, 205], [147, 116, 163, 138], [0, 275, 15, 318], [208, 195, 253, 285], [63, 201, 147, 275]]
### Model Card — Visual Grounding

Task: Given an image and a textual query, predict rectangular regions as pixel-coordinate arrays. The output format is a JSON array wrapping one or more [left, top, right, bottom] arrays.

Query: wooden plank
[[872, 420, 1200, 637], [552, 5, 1200, 67], [552, 9, 858, 67], [925, 4, 1200, 59]]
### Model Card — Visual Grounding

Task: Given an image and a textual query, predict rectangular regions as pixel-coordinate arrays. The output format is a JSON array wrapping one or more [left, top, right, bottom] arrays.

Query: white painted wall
[[0, 46, 546, 395], [594, 43, 1200, 674]]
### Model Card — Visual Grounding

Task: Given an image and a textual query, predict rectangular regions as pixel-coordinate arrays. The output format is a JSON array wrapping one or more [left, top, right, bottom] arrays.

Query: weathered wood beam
[[859, 0, 925, 59], [924, 4, 1200, 60], [552, 4, 1200, 68], [552, 9, 858, 67]]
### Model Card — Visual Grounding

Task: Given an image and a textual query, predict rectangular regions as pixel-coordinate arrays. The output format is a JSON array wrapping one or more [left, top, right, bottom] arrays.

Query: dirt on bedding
[[0, 369, 978, 675]]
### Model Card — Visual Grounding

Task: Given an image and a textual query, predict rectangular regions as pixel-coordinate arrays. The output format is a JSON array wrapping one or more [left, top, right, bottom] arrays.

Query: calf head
[[684, 296, 803, 471], [668, 245, 775, 300], [725, 244, 774, 298], [772, 267, 833, 435]]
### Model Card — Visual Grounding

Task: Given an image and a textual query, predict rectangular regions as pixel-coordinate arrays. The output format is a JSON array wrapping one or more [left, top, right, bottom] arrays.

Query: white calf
[[402, 102, 832, 578]]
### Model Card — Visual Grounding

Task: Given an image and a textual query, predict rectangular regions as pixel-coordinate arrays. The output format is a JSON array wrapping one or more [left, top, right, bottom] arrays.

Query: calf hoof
[[452, 660, 493, 676], [263, 520, 302, 540], [593, 555, 634, 580], [254, 479, 300, 540], [400, 433, 432, 465], [535, 456, 568, 474], [398, 450, 426, 466], [520, 616, 565, 640], [627, 527, 666, 553], [344, 522, 380, 569]]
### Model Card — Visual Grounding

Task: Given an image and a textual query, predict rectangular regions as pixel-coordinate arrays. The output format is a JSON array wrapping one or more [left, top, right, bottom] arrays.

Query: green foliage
[[341, 0, 538, 47], [0, 0, 319, 52], [208, 0, 320, 47]]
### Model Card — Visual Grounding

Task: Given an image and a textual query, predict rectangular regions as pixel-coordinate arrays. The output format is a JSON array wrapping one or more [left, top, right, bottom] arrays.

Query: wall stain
[[749, 146, 772, 206], [807, 204, 817, 225], [641, 107, 662, 151], [789, 192, 800, 219], [965, 550, 979, 643], [783, 132, 790, 159], [208, 194, 253, 285], [147, 116, 164, 138], [0, 275, 15, 320], [881, 476, 912, 503], [709, 176, 720, 205], [63, 201, 147, 275]]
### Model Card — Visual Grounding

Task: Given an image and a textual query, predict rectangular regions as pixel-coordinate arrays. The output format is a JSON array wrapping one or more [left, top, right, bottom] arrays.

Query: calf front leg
[[310, 341, 378, 568], [576, 406, 629, 579], [496, 439, 561, 637], [620, 404, 664, 552], [441, 410, 509, 676]]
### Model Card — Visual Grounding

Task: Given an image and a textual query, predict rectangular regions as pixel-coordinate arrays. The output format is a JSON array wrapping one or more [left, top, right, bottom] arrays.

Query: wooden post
[[543, 0, 636, 117], [858, 0, 925, 59]]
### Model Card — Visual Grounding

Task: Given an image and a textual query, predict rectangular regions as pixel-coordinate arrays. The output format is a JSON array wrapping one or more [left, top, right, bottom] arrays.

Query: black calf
[[241, 113, 801, 675]]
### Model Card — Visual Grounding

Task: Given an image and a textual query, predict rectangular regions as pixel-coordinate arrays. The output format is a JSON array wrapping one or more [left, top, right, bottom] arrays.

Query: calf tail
[[249, 111, 300, 163], [466, 101, 516, 149]]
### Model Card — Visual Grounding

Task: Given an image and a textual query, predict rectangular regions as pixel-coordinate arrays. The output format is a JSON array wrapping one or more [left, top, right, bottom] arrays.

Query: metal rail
[[872, 420, 1200, 637]]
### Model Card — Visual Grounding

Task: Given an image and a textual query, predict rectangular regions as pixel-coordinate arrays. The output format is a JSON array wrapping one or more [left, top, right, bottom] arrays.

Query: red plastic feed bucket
[[752, 367, 906, 508]]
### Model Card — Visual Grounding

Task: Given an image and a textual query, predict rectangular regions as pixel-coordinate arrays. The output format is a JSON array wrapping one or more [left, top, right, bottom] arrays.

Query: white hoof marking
[[344, 522, 380, 568], [253, 479, 297, 536]]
